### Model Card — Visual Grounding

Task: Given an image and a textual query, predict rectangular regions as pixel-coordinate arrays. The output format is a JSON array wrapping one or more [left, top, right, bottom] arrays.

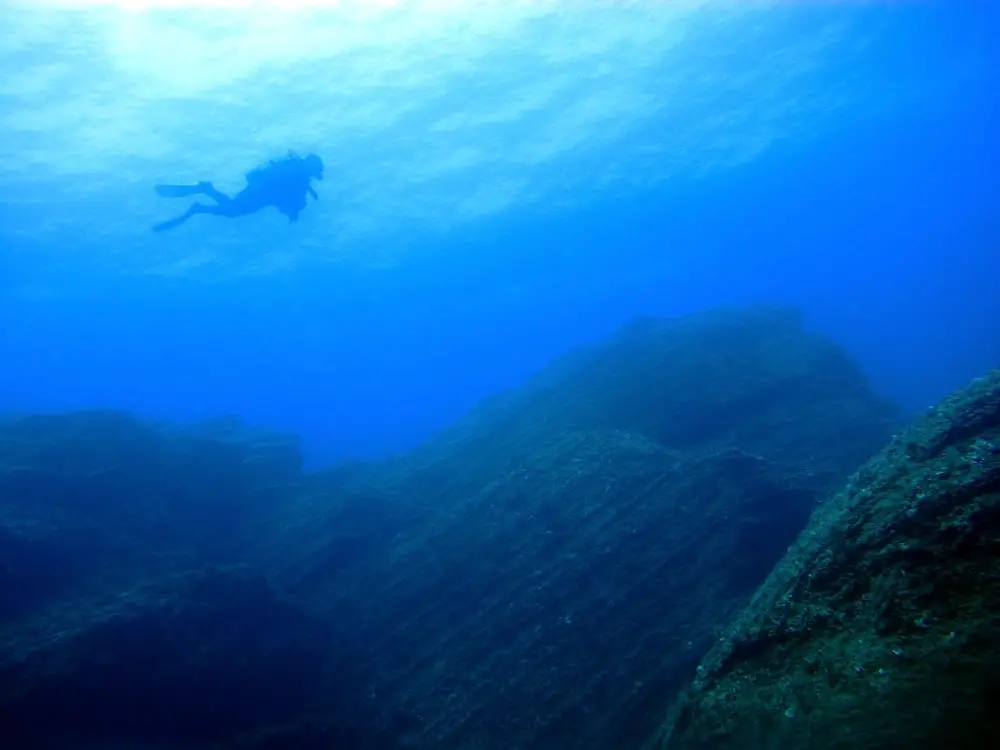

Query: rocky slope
[[256, 306, 899, 750], [0, 307, 900, 749], [651, 368, 1000, 750]]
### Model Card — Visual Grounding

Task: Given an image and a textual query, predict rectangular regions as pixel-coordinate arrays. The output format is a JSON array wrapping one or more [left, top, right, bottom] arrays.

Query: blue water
[[0, 1, 997, 467]]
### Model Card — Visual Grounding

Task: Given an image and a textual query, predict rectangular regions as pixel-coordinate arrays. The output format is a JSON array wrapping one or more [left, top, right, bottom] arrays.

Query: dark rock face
[[1, 566, 331, 747], [0, 414, 337, 748], [651, 369, 1000, 750], [261, 307, 899, 750], [408, 307, 893, 494], [0, 307, 900, 750], [0, 411, 302, 621], [297, 442, 820, 750]]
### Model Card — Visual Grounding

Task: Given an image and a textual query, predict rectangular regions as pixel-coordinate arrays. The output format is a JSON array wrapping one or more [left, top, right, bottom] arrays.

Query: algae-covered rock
[[0, 410, 301, 623], [403, 307, 896, 495], [652, 369, 1000, 750], [0, 566, 333, 749], [263, 306, 899, 750], [298, 436, 817, 750], [0, 307, 902, 750], [0, 412, 318, 747]]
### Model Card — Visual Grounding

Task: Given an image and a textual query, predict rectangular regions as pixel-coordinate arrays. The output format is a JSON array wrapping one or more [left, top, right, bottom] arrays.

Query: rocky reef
[[262, 307, 899, 750], [651, 368, 1000, 750], [0, 413, 349, 748], [0, 307, 900, 749]]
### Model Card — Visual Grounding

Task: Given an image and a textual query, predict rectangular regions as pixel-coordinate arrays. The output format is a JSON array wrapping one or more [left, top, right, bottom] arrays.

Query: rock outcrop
[[651, 369, 1000, 750], [259, 307, 899, 750], [0, 413, 343, 748], [0, 307, 900, 749]]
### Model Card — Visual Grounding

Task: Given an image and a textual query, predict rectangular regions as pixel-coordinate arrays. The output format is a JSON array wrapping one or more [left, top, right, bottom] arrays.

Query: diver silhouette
[[152, 150, 324, 232]]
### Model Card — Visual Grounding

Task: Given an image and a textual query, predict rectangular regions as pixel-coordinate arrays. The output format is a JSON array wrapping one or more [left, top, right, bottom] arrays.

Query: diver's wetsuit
[[152, 151, 324, 232]]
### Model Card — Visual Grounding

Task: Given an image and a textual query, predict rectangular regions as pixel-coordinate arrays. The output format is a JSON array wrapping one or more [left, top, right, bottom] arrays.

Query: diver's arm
[[308, 186, 318, 201]]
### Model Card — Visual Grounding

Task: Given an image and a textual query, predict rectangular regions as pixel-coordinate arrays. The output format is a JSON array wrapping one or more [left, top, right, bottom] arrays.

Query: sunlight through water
[[1, 0, 911, 277]]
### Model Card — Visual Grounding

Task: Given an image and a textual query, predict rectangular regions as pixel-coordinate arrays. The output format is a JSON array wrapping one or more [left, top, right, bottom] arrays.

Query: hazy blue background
[[0, 1, 997, 466]]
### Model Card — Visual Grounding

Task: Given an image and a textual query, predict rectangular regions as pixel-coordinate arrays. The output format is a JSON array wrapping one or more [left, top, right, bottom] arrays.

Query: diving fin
[[152, 210, 195, 232], [154, 183, 206, 198], [153, 216, 187, 232], [152, 203, 204, 232]]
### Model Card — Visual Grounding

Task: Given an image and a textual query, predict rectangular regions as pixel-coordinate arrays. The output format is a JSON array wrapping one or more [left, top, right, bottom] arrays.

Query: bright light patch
[[0, 0, 905, 277]]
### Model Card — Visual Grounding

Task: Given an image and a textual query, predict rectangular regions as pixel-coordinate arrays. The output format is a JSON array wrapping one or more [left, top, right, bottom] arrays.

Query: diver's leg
[[152, 202, 210, 232], [185, 200, 261, 219], [200, 189, 263, 218], [155, 184, 205, 198], [154, 182, 233, 204], [197, 182, 233, 205], [152, 193, 260, 231], [191, 185, 265, 218]]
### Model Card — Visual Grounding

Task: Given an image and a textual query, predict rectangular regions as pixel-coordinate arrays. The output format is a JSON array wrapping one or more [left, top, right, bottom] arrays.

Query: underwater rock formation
[[651, 368, 1000, 750], [1, 565, 331, 748], [402, 307, 895, 495], [0, 412, 329, 748], [262, 306, 899, 750], [0, 410, 301, 623], [0, 307, 901, 749]]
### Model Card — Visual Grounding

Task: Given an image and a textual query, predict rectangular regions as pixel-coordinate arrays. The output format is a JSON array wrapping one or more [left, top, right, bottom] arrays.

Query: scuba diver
[[152, 150, 324, 232]]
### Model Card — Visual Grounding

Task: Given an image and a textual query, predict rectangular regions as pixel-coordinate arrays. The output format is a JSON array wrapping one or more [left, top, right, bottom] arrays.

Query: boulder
[[651, 369, 1000, 750], [264, 306, 899, 750]]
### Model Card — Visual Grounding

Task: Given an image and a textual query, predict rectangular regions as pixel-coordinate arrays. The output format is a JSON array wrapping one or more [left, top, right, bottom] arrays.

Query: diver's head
[[304, 153, 324, 180]]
